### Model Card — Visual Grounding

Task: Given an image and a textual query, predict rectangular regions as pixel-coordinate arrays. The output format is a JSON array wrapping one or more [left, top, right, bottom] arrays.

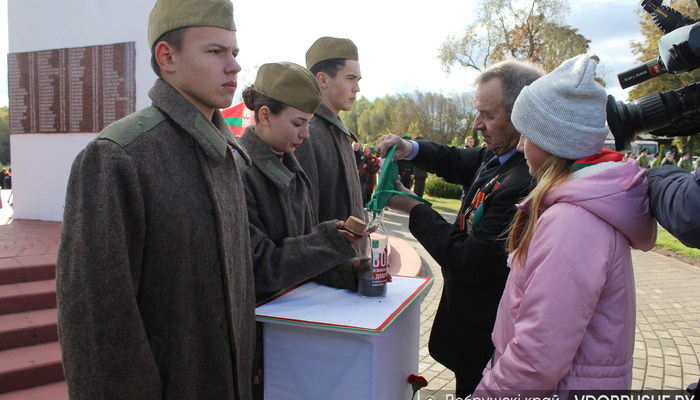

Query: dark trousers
[[414, 177, 426, 197], [400, 175, 412, 191], [455, 372, 482, 398], [361, 181, 368, 206]]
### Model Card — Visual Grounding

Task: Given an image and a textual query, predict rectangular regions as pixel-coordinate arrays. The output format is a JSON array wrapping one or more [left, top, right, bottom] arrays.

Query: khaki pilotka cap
[[305, 37, 359, 70], [253, 62, 322, 115], [148, 0, 236, 49]]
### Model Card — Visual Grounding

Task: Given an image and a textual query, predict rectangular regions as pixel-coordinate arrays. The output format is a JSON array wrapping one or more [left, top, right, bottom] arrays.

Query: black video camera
[[606, 0, 700, 151]]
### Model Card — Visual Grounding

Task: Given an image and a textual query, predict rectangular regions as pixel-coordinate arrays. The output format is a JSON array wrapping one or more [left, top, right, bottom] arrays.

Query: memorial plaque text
[[8, 42, 136, 134]]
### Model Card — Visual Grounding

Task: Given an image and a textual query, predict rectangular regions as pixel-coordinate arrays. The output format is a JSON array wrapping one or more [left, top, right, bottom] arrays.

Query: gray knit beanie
[[511, 54, 608, 160]]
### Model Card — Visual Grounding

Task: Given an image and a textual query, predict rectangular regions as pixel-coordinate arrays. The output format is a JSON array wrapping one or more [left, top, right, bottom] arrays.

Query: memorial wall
[[8, 0, 155, 221], [8, 43, 136, 135]]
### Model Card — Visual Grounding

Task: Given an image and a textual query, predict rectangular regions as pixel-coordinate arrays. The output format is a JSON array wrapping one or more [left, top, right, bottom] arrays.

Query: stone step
[[0, 280, 56, 316], [0, 381, 67, 400], [0, 309, 58, 351], [0, 258, 56, 286], [0, 342, 64, 394]]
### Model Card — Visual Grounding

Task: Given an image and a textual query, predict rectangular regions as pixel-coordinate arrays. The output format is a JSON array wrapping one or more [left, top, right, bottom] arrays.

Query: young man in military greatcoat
[[56, 0, 257, 398], [295, 37, 365, 290]]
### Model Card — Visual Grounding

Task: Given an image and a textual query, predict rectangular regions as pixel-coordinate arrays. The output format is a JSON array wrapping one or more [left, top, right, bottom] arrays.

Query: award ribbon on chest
[[460, 175, 500, 234]]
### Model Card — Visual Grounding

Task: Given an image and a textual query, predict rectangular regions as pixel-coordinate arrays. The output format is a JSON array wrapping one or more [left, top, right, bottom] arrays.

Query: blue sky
[[0, 0, 650, 108]]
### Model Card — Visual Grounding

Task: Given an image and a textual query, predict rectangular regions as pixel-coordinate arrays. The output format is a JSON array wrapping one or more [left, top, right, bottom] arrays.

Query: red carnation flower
[[408, 374, 428, 399]]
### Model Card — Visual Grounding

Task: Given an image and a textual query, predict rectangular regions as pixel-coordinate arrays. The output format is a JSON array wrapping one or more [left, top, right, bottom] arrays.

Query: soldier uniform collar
[[314, 103, 359, 142], [149, 79, 251, 167], [239, 126, 307, 193]]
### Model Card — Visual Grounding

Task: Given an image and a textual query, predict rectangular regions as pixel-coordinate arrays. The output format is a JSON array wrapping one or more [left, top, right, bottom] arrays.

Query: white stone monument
[[8, 0, 157, 221]]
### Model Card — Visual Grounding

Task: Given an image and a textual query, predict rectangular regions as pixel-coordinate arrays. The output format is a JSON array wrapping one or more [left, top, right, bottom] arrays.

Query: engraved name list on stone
[[8, 42, 136, 134]]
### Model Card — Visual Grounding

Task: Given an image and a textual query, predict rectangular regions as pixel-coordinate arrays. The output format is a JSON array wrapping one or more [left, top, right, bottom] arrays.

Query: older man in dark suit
[[376, 59, 544, 396]]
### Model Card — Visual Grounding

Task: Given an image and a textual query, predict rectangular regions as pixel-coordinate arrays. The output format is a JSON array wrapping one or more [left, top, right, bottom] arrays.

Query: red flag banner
[[222, 101, 255, 137]]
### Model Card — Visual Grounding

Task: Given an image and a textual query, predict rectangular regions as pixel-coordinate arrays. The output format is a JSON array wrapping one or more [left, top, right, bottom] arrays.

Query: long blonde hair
[[507, 155, 573, 266]]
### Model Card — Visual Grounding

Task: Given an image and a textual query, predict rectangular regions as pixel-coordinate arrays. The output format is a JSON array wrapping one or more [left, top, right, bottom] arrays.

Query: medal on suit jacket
[[460, 174, 501, 234]]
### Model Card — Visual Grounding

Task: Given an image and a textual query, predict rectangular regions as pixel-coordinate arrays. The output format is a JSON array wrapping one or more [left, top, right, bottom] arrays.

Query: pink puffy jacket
[[475, 160, 657, 396]]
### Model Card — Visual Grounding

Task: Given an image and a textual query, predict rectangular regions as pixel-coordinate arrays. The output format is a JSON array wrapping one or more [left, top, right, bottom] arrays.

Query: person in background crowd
[[637, 148, 650, 169], [0, 169, 8, 189], [474, 54, 656, 396], [465, 136, 475, 148], [294, 36, 364, 290], [661, 150, 676, 166], [398, 160, 414, 190], [363, 144, 380, 205], [678, 150, 693, 172], [56, 0, 258, 398], [236, 62, 365, 397], [352, 140, 363, 165], [353, 141, 368, 197], [375, 59, 544, 396], [397, 136, 414, 190], [5, 168, 11, 190], [412, 136, 429, 198]]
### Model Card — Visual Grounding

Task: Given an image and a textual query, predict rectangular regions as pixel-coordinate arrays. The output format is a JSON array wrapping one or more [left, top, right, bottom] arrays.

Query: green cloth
[[366, 146, 431, 222]]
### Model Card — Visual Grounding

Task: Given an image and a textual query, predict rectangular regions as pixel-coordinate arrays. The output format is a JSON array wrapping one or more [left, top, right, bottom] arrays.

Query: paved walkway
[[382, 209, 700, 396], [0, 190, 61, 265]]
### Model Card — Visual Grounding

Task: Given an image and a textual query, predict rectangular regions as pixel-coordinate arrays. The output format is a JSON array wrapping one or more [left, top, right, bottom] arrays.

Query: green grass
[[655, 227, 700, 258], [424, 194, 461, 213]]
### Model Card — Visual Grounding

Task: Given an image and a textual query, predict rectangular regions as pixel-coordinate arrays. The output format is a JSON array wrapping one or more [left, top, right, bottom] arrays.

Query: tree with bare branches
[[438, 0, 594, 74]]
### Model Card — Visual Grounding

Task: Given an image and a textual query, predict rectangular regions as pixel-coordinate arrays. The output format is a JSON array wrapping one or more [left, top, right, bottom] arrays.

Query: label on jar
[[372, 245, 388, 285]]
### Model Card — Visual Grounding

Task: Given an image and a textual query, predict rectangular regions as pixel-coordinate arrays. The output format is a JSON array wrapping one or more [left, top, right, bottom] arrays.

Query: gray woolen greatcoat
[[295, 103, 365, 290], [236, 127, 356, 300], [56, 79, 256, 400]]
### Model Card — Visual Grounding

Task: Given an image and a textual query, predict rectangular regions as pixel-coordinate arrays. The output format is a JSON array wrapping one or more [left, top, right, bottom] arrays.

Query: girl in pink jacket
[[475, 55, 657, 396]]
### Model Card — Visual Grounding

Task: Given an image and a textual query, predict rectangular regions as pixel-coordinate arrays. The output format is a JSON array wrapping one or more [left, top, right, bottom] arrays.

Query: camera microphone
[[608, 0, 700, 145], [617, 58, 667, 89], [641, 0, 696, 34]]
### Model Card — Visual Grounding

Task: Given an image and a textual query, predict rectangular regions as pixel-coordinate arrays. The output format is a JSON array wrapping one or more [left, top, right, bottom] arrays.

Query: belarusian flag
[[222, 101, 255, 137]]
